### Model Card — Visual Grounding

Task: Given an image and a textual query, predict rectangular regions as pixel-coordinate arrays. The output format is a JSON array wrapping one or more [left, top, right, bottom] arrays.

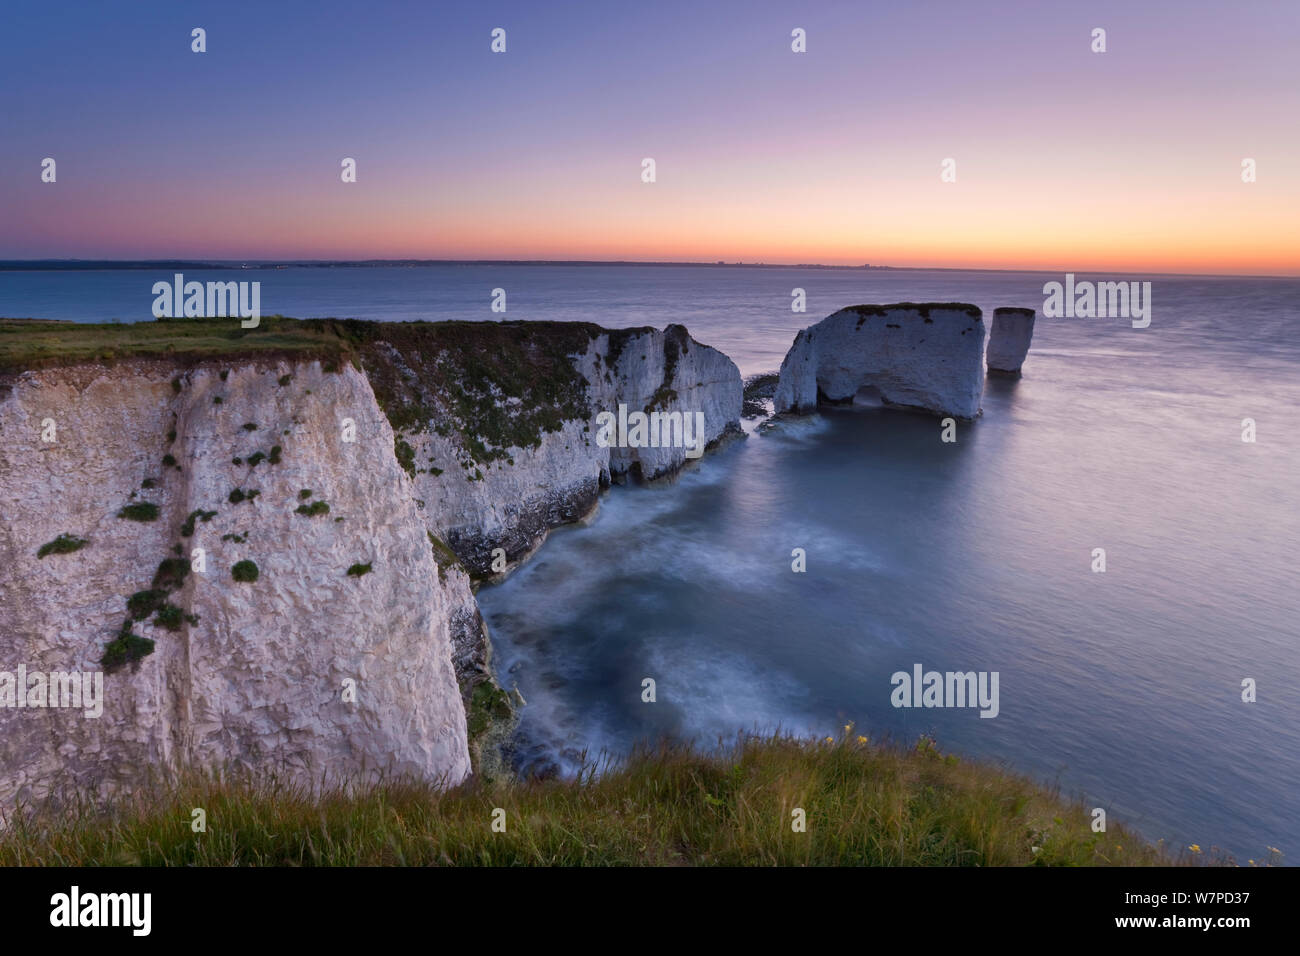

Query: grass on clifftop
[[0, 315, 639, 472], [0, 316, 351, 373], [0, 732, 1184, 867]]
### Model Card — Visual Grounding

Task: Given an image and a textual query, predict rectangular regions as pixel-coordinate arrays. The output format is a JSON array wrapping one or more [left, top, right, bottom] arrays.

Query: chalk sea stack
[[986, 307, 1035, 378], [774, 303, 986, 419]]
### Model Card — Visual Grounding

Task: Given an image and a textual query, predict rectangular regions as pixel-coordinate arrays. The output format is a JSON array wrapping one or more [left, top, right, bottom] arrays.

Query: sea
[[4, 263, 1298, 863]]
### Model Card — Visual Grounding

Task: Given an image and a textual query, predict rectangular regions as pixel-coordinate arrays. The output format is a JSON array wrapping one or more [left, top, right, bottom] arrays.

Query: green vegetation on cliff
[[0, 316, 353, 372], [36, 533, 89, 558], [347, 319, 610, 464], [0, 315, 660, 469], [0, 732, 1182, 867]]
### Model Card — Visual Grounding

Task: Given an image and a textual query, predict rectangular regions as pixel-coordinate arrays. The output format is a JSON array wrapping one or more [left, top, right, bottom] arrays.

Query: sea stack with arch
[[986, 307, 1035, 378], [773, 303, 986, 419]]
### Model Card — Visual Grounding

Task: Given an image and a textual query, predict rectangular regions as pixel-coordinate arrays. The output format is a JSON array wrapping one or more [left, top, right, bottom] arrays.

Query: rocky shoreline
[[0, 304, 1034, 805]]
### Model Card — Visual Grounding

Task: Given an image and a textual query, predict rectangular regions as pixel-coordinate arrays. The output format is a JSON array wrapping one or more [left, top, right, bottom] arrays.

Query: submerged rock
[[774, 303, 986, 419], [987, 307, 1036, 378], [742, 372, 779, 419]]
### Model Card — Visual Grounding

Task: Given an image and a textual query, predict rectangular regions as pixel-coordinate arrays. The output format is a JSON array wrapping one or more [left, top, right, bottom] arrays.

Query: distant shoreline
[[1, 259, 1295, 280]]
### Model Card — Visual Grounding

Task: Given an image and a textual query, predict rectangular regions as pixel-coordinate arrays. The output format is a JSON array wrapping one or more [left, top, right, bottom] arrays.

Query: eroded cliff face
[[0, 360, 472, 810], [366, 322, 743, 577], [0, 318, 742, 809], [774, 304, 986, 420]]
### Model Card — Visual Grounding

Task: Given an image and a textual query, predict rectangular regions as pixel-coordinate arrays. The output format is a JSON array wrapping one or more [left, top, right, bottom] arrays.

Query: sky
[[2, 0, 1298, 274]]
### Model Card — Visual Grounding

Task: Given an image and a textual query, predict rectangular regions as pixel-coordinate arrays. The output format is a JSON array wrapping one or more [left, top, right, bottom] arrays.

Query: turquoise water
[[5, 265, 1299, 861]]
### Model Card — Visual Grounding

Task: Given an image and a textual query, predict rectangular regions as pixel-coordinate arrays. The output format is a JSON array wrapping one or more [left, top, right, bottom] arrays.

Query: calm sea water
[[4, 265, 1298, 862]]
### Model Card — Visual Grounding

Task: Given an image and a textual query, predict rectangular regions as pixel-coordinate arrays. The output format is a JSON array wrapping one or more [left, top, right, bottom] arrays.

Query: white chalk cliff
[[0, 319, 742, 812], [774, 304, 986, 419], [986, 308, 1035, 377], [404, 323, 742, 576]]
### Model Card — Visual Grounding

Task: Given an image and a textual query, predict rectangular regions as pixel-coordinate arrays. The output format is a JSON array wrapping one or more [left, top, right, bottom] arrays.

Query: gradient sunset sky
[[3, 0, 1298, 274]]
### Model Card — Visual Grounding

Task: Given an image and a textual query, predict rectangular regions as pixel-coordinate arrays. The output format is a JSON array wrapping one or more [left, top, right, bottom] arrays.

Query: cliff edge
[[0, 316, 742, 810]]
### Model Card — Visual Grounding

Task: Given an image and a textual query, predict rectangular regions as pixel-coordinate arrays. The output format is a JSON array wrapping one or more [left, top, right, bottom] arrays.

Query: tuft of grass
[[231, 560, 259, 583], [228, 488, 259, 505], [180, 509, 217, 538], [37, 533, 89, 558], [345, 562, 372, 577], [0, 732, 1187, 867], [151, 557, 190, 590], [466, 681, 513, 741], [99, 626, 154, 673], [278, 374, 293, 386], [294, 500, 330, 518], [152, 604, 186, 632], [427, 531, 462, 583], [298, 489, 313, 499], [395, 437, 416, 478], [125, 589, 168, 621], [117, 502, 159, 522]]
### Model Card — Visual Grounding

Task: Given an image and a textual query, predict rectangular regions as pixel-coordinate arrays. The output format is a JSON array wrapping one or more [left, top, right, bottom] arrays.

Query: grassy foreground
[[0, 733, 1179, 866]]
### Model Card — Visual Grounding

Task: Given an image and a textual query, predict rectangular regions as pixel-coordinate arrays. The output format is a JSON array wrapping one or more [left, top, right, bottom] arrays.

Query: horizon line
[[1, 258, 1297, 281]]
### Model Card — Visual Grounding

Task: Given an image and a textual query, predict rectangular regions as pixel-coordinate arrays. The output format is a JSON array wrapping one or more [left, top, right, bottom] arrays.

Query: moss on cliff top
[[339, 319, 613, 463], [0, 315, 669, 464], [0, 316, 350, 373], [842, 302, 983, 321]]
